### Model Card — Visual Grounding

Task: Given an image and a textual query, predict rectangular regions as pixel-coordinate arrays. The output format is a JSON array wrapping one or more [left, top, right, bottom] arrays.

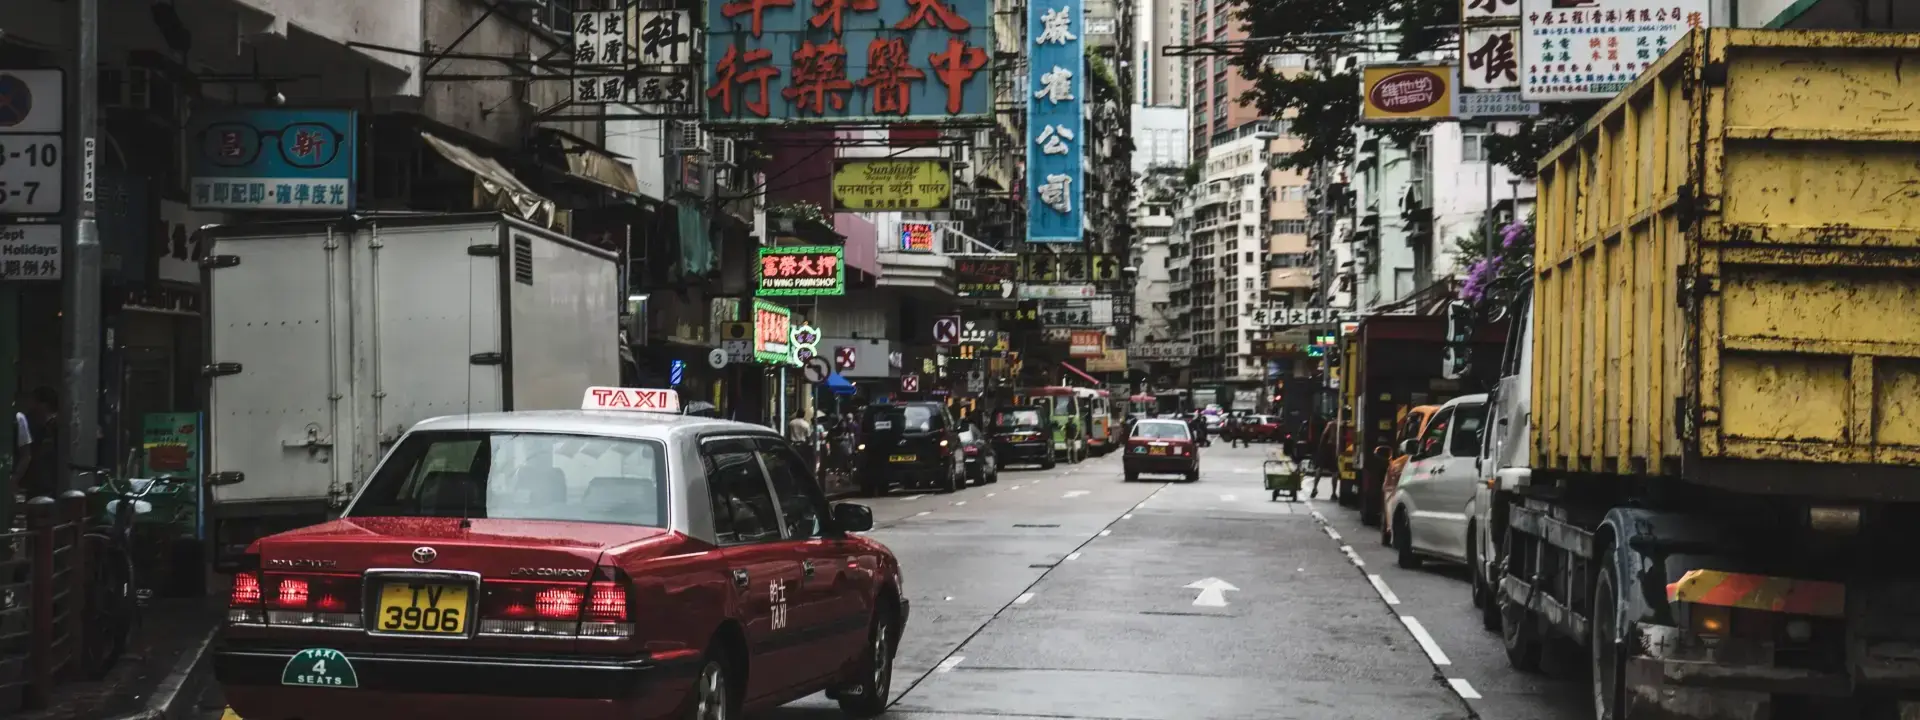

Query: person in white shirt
[[11, 405, 30, 493]]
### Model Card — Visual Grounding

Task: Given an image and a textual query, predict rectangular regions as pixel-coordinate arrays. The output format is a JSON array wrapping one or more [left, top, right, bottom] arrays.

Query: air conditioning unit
[[672, 121, 710, 156], [714, 137, 737, 167]]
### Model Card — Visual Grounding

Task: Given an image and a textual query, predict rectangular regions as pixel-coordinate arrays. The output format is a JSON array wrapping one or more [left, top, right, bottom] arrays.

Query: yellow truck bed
[[1531, 29, 1920, 495]]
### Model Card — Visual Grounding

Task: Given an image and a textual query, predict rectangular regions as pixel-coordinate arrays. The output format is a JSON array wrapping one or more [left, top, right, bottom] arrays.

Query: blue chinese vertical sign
[[1026, 0, 1084, 244], [190, 108, 357, 212], [705, 0, 992, 124]]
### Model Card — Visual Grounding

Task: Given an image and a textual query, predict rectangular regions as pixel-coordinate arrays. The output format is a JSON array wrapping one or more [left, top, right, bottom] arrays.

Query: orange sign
[[1069, 330, 1105, 358]]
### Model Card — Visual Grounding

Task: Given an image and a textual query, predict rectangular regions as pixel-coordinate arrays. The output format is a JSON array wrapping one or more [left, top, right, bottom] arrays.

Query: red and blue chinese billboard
[[705, 0, 992, 124]]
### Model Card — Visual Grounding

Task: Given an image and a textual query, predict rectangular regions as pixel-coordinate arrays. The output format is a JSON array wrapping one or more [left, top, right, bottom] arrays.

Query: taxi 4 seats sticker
[[281, 648, 360, 689]]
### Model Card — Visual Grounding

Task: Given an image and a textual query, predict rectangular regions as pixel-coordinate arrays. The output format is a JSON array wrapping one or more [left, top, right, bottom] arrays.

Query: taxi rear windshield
[[349, 431, 668, 527], [993, 409, 1044, 429], [1132, 422, 1191, 440], [864, 405, 935, 433]]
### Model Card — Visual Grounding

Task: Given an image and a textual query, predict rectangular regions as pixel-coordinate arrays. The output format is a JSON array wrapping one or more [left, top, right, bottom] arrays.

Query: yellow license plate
[[1149, 447, 1167, 455], [889, 454, 917, 463], [375, 582, 470, 635]]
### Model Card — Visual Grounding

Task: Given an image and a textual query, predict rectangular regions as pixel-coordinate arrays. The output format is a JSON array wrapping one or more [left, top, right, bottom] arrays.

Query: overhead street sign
[[803, 356, 832, 383], [834, 345, 858, 370], [901, 374, 920, 393]]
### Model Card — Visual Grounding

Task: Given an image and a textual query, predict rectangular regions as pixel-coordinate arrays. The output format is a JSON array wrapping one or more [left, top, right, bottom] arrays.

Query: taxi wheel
[[837, 604, 898, 718], [690, 650, 735, 720]]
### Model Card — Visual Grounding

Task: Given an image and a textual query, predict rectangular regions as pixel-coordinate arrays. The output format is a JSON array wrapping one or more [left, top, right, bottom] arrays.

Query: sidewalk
[[14, 593, 221, 720]]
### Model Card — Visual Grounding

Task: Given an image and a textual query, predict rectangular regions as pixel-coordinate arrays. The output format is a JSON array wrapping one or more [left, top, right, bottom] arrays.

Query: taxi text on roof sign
[[581, 387, 681, 413]]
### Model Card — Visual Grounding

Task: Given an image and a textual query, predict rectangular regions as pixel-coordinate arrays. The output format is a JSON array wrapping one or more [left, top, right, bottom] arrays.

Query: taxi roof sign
[[582, 387, 680, 413]]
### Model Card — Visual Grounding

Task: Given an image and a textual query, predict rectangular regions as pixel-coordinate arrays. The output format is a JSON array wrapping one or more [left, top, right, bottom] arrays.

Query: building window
[[1463, 128, 1488, 163], [1277, 186, 1306, 201], [1271, 219, 1309, 234]]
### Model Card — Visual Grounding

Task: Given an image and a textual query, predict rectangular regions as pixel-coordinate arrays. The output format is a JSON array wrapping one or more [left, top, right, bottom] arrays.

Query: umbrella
[[826, 373, 857, 397]]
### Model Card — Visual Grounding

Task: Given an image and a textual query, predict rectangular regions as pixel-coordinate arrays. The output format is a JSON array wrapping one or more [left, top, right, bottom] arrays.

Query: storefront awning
[[421, 131, 557, 227], [1061, 361, 1102, 386], [549, 130, 641, 196]]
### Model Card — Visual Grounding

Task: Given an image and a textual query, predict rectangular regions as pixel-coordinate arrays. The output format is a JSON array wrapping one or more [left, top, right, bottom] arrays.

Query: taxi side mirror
[[832, 503, 874, 533], [1400, 439, 1418, 456]]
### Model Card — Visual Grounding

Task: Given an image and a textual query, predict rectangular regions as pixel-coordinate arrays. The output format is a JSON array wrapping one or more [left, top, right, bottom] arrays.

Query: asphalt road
[[207, 442, 1587, 720]]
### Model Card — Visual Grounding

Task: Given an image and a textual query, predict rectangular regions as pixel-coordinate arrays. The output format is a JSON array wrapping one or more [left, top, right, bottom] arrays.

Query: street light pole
[[62, 0, 102, 490]]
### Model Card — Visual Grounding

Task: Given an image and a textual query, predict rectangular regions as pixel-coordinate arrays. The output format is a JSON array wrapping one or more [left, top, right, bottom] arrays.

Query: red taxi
[[214, 388, 909, 720], [1122, 419, 1199, 483]]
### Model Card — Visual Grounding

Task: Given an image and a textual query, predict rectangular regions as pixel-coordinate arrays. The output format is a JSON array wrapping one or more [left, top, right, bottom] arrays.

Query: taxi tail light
[[580, 569, 634, 638], [261, 572, 363, 629], [230, 571, 265, 624], [480, 580, 585, 637]]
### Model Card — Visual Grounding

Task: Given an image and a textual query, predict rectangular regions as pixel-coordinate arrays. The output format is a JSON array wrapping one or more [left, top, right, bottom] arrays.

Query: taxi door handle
[[731, 569, 749, 589], [802, 560, 817, 578]]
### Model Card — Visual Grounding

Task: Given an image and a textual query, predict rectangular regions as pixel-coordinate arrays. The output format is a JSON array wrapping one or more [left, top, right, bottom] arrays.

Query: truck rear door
[[205, 227, 356, 511]]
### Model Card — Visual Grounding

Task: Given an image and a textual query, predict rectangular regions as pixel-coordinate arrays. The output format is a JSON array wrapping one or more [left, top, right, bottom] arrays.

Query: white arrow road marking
[[1014, 592, 1035, 604], [1186, 577, 1239, 607], [1367, 574, 1401, 605], [1063, 490, 1090, 498], [1402, 617, 1452, 665], [1448, 678, 1481, 700], [936, 656, 965, 672]]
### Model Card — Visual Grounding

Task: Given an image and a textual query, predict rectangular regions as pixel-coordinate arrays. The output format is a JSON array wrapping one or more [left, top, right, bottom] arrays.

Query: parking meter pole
[[60, 0, 104, 494]]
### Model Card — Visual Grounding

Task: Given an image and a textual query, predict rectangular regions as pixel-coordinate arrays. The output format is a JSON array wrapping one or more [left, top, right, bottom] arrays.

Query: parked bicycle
[[70, 464, 145, 678]]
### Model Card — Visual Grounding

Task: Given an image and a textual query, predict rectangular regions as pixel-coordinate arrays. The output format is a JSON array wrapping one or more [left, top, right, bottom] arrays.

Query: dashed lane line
[[915, 511, 932, 517], [1065, 552, 1082, 561], [954, 501, 967, 506], [1323, 526, 1342, 542], [903, 495, 923, 501], [936, 656, 965, 672], [1099, 529, 1111, 536], [1367, 574, 1401, 605], [1014, 592, 1035, 604], [1448, 678, 1482, 700], [1340, 545, 1366, 567], [1401, 617, 1452, 666]]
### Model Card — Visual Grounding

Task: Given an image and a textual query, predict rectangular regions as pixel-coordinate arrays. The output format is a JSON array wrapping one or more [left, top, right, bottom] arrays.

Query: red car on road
[[215, 388, 908, 720], [1122, 419, 1199, 482]]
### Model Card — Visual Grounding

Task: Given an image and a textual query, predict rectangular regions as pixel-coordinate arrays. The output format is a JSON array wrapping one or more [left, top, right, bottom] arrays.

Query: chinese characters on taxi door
[[704, 0, 992, 123], [1026, 0, 1085, 244]]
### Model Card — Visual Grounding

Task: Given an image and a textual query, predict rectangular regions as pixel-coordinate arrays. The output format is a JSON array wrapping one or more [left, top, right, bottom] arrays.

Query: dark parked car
[[858, 402, 967, 495], [989, 406, 1056, 469]]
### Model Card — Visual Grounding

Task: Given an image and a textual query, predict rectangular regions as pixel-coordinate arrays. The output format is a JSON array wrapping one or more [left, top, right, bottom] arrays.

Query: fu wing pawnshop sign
[[757, 246, 846, 296], [704, 0, 993, 125], [1026, 0, 1085, 244], [190, 108, 357, 211]]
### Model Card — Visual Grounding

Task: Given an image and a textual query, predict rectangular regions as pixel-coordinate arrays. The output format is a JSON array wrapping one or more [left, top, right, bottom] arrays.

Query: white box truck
[[198, 213, 622, 562]]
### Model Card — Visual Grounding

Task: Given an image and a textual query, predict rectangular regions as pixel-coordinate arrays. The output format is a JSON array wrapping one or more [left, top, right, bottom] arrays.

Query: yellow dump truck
[[1482, 29, 1920, 719]]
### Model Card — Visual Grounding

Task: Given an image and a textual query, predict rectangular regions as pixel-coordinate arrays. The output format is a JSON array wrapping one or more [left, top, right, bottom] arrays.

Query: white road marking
[[1231, 467, 1253, 473], [1324, 526, 1343, 541], [1014, 592, 1035, 604], [1219, 494, 1238, 502], [1341, 545, 1366, 567], [1011, 485, 1022, 490], [1367, 574, 1401, 605], [936, 656, 965, 672], [903, 495, 923, 501], [1401, 617, 1452, 665], [1310, 510, 1328, 523], [1065, 552, 1082, 561], [1121, 513, 1133, 519], [954, 501, 967, 506], [1099, 529, 1111, 536], [1185, 577, 1240, 607], [1063, 490, 1090, 498], [986, 493, 997, 497], [1448, 678, 1481, 700], [915, 511, 932, 517]]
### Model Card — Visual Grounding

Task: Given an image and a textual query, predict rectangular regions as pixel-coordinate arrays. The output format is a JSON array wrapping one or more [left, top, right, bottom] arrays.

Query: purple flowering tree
[[1452, 214, 1535, 314]]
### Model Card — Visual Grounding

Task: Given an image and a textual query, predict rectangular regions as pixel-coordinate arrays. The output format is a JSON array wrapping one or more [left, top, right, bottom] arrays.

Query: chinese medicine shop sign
[[832, 159, 952, 211], [705, 0, 993, 124], [757, 246, 846, 296], [1519, 0, 1707, 101], [191, 108, 357, 211], [1026, 0, 1085, 244]]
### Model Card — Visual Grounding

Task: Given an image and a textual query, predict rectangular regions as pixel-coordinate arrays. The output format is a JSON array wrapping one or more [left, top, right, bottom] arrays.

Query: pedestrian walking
[[20, 386, 59, 499], [1310, 419, 1337, 499], [1231, 416, 1252, 448]]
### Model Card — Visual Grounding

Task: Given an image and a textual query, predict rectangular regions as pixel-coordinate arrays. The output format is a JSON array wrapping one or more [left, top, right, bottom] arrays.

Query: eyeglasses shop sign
[[0, 225, 61, 281]]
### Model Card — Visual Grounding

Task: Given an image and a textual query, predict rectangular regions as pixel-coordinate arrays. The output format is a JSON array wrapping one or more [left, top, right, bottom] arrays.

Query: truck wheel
[[1393, 510, 1423, 569], [1499, 528, 1543, 673], [1592, 548, 1624, 720]]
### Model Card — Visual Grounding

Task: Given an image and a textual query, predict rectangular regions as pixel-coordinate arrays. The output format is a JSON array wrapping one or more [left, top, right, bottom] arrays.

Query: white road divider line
[[1011, 485, 1022, 490], [1324, 526, 1343, 541], [1367, 574, 1401, 605], [1219, 494, 1237, 502], [936, 656, 965, 672], [1340, 545, 1366, 567], [1014, 592, 1035, 604], [954, 501, 967, 506], [1099, 529, 1111, 536], [1063, 490, 1090, 498], [903, 495, 923, 501], [1065, 552, 1081, 561], [1401, 617, 1452, 665], [986, 493, 997, 497], [915, 511, 932, 517], [1121, 513, 1133, 520], [1448, 678, 1481, 700]]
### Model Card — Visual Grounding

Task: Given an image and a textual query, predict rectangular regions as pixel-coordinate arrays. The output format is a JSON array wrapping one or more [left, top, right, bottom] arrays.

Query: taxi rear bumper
[[215, 643, 697, 707]]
